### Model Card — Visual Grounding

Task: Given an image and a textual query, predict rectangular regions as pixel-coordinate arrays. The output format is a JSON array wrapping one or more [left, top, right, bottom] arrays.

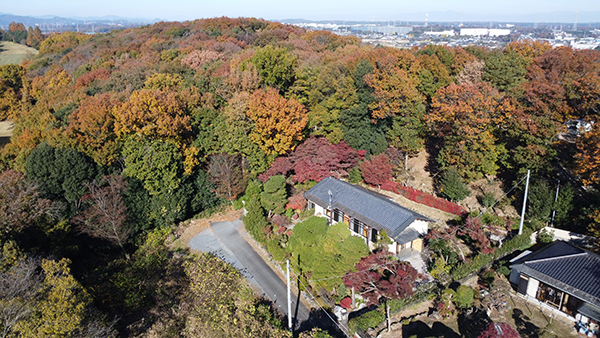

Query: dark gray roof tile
[[304, 177, 431, 240], [513, 241, 600, 307]]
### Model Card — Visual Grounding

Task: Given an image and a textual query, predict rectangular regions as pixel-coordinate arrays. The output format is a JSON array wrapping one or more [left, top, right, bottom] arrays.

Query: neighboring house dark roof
[[512, 241, 600, 308], [304, 177, 432, 242]]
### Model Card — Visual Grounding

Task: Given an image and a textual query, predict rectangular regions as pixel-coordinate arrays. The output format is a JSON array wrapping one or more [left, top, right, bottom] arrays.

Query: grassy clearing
[[0, 121, 14, 149], [0, 41, 38, 66]]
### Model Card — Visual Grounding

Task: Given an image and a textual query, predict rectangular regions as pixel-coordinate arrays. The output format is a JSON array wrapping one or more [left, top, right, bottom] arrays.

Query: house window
[[352, 219, 363, 236], [307, 201, 315, 210], [536, 282, 564, 309], [334, 210, 343, 223], [371, 228, 378, 243]]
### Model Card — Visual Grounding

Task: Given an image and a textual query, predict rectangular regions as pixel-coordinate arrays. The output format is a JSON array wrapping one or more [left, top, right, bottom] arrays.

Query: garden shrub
[[439, 168, 471, 202], [537, 228, 554, 244], [348, 165, 362, 184], [481, 192, 496, 209], [232, 198, 244, 210], [349, 309, 385, 331], [454, 285, 474, 309], [266, 238, 287, 262]]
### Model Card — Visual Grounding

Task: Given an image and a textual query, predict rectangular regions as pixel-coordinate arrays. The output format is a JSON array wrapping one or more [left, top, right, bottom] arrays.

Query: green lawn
[[0, 41, 38, 66]]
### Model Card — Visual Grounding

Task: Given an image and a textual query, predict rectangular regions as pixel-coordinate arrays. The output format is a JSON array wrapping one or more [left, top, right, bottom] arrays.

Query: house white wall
[[409, 220, 428, 235], [314, 204, 327, 217], [526, 278, 540, 298]]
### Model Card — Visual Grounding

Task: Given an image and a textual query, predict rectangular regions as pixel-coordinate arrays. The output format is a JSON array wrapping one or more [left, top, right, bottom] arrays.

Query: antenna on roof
[[328, 189, 333, 225]]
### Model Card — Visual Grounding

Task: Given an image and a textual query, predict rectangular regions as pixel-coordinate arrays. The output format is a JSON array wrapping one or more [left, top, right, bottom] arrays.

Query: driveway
[[189, 219, 311, 329]]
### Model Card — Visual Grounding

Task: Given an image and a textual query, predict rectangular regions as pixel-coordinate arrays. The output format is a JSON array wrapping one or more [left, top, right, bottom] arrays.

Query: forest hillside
[[0, 17, 599, 337]]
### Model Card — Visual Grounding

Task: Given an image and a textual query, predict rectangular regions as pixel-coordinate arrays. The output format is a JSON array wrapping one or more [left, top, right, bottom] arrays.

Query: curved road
[[189, 219, 311, 330]]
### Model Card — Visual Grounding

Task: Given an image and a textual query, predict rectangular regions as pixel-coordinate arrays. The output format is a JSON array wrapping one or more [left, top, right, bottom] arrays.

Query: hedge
[[450, 228, 533, 280], [349, 309, 385, 332], [380, 181, 467, 215]]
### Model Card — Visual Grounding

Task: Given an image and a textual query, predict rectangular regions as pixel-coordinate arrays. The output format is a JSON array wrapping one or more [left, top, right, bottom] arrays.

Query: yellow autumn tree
[[113, 89, 192, 143], [246, 87, 308, 156], [14, 258, 91, 337]]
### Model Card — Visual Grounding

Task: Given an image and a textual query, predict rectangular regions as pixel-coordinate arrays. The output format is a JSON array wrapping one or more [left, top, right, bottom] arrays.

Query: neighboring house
[[565, 119, 594, 136], [509, 241, 600, 326], [304, 177, 432, 254]]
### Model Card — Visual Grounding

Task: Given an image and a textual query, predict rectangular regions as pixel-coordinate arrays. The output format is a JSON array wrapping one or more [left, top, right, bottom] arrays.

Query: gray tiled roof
[[304, 177, 432, 241], [512, 241, 600, 308]]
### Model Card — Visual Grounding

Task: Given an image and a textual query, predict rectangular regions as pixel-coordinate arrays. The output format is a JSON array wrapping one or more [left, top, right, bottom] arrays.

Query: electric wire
[[288, 265, 351, 338]]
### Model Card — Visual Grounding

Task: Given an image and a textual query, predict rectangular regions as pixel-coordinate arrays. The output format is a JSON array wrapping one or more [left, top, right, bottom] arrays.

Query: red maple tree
[[478, 322, 520, 338], [259, 136, 365, 183], [360, 153, 393, 186], [342, 250, 422, 306]]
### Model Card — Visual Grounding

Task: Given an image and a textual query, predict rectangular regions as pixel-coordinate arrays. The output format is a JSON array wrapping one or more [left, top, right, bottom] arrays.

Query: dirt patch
[[462, 178, 520, 218], [403, 150, 436, 195], [175, 207, 243, 245]]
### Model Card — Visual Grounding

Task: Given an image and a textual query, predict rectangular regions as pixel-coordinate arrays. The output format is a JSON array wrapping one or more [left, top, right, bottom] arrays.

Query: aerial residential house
[[509, 241, 600, 326], [304, 177, 432, 254]]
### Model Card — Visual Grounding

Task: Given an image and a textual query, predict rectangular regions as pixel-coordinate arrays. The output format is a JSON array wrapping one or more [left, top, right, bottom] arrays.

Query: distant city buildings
[[459, 28, 511, 36], [288, 20, 600, 51]]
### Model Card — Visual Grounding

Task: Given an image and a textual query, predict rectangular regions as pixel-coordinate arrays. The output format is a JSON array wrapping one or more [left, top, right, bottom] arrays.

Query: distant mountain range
[[0, 10, 598, 32], [0, 13, 159, 30]]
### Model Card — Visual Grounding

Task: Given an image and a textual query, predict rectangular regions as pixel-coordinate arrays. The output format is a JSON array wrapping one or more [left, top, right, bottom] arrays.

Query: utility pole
[[387, 301, 391, 332], [518, 170, 530, 235], [286, 259, 292, 332], [550, 180, 560, 228]]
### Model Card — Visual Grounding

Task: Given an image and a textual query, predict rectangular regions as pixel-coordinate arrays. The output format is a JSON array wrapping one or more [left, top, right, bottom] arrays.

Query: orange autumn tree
[[246, 87, 308, 156], [428, 82, 514, 180], [575, 124, 600, 187], [506, 39, 552, 60], [365, 49, 423, 119], [68, 93, 120, 166]]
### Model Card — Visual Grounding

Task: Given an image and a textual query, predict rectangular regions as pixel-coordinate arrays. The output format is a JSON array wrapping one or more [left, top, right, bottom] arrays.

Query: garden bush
[[439, 168, 471, 202], [349, 309, 385, 331], [454, 285, 474, 309], [266, 238, 287, 262]]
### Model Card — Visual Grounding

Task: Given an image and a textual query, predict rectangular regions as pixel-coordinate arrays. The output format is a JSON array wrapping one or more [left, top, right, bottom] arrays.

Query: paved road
[[189, 220, 311, 329]]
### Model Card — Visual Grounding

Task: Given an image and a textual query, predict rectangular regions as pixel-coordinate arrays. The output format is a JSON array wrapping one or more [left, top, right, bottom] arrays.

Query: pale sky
[[3, 0, 599, 22]]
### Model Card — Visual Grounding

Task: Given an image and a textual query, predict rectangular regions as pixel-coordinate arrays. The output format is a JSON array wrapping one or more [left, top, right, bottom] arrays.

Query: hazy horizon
[[3, 0, 600, 23]]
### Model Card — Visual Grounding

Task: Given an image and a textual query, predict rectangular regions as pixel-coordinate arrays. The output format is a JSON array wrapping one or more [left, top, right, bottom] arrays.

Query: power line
[[309, 261, 399, 282], [473, 172, 529, 220], [289, 266, 351, 338]]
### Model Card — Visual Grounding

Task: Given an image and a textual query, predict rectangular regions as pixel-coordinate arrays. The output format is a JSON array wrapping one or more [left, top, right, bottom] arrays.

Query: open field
[[0, 120, 14, 149], [0, 41, 38, 66]]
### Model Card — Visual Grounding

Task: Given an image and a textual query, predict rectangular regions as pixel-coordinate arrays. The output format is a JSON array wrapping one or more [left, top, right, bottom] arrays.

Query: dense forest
[[0, 17, 599, 337]]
